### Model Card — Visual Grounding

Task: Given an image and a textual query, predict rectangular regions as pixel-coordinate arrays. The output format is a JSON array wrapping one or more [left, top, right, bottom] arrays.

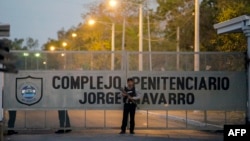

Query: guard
[[120, 78, 141, 134]]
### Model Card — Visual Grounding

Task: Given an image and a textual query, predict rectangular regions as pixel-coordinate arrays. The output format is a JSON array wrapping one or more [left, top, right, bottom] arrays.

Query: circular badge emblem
[[21, 85, 36, 100]]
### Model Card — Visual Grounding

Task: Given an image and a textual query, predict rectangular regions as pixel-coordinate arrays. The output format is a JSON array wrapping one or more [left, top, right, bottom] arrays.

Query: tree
[[211, 0, 250, 51], [10, 38, 25, 50], [24, 37, 39, 50], [154, 0, 250, 52], [155, 0, 194, 51]]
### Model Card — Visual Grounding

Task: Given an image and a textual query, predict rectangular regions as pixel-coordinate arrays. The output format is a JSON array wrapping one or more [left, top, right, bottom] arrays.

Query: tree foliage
[[41, 0, 250, 52], [155, 0, 250, 52], [0, 37, 38, 50]]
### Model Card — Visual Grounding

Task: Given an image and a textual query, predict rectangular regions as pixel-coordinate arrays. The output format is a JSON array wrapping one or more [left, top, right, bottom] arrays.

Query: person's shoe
[[55, 130, 64, 134], [119, 131, 126, 134], [65, 129, 72, 133], [12, 130, 18, 134], [130, 131, 135, 134], [7, 130, 18, 135]]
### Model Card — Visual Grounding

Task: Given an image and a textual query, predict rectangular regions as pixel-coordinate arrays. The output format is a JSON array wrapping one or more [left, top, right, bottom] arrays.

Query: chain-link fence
[[12, 51, 245, 71], [3, 51, 246, 131]]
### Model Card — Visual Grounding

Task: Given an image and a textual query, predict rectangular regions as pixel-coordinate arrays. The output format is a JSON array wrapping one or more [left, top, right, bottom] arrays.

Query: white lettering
[[228, 129, 235, 136]]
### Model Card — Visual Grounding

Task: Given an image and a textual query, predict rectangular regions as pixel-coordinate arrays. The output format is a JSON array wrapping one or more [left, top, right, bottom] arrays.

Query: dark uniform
[[120, 85, 140, 134], [55, 110, 71, 134], [7, 110, 18, 135]]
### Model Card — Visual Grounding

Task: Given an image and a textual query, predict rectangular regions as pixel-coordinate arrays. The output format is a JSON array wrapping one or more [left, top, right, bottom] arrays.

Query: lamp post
[[109, 0, 143, 71], [147, 9, 152, 71], [138, 3, 143, 71], [194, 0, 200, 71], [88, 19, 115, 70], [34, 53, 40, 70], [23, 52, 29, 70], [49, 44, 67, 69], [71, 33, 78, 50], [62, 42, 67, 69]]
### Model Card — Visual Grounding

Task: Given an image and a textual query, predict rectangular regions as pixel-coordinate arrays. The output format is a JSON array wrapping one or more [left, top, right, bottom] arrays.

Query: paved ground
[[3, 129, 223, 141]]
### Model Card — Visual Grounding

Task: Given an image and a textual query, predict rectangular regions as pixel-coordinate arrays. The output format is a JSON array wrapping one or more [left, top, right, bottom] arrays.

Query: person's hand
[[122, 93, 127, 97], [128, 95, 133, 100]]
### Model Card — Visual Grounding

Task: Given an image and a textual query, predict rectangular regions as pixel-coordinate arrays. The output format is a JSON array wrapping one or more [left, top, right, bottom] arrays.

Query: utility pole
[[147, 10, 152, 71], [138, 3, 143, 71], [111, 23, 115, 70], [176, 26, 180, 70], [194, 0, 200, 71]]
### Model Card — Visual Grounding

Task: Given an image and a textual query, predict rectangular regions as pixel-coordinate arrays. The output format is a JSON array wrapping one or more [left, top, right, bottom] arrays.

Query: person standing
[[7, 110, 18, 135], [55, 110, 72, 134], [120, 78, 141, 134]]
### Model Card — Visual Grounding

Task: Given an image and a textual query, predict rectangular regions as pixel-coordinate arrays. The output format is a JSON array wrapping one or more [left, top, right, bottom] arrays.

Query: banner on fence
[[3, 71, 247, 110]]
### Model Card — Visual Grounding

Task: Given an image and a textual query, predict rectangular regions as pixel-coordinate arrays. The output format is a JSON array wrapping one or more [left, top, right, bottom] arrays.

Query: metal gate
[[2, 51, 247, 131]]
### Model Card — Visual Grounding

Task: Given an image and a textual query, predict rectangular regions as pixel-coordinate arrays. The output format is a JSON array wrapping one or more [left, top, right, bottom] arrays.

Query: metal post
[[122, 18, 126, 51], [84, 109, 86, 128], [44, 111, 47, 128], [111, 23, 115, 70], [243, 26, 250, 124], [91, 52, 93, 70], [64, 48, 66, 69], [147, 10, 152, 71], [204, 110, 207, 126], [25, 57, 27, 70], [36, 58, 39, 70], [194, 0, 200, 71], [122, 18, 126, 71], [185, 110, 188, 128], [0, 68, 3, 140], [247, 34, 250, 125], [138, 3, 143, 71], [176, 26, 180, 70], [166, 110, 168, 128], [104, 110, 106, 128]]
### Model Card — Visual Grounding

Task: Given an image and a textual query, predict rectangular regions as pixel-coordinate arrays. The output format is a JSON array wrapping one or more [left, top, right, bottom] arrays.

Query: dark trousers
[[121, 103, 136, 132], [8, 111, 16, 128], [58, 110, 70, 128]]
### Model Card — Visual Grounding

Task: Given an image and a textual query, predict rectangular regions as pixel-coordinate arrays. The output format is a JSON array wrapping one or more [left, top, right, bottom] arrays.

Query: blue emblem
[[21, 85, 36, 100], [16, 76, 43, 106]]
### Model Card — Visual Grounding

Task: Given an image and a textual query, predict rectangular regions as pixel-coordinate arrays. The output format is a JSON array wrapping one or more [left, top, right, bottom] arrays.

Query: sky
[[0, 0, 158, 48]]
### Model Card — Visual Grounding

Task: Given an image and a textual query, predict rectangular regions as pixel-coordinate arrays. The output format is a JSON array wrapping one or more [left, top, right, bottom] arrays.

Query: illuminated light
[[88, 19, 96, 25], [109, 0, 117, 7], [23, 53, 29, 56], [62, 42, 67, 47], [50, 46, 55, 51], [35, 53, 40, 57], [72, 33, 77, 38]]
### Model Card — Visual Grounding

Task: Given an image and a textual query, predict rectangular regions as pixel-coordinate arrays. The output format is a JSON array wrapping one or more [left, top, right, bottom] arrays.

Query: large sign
[[3, 71, 247, 110]]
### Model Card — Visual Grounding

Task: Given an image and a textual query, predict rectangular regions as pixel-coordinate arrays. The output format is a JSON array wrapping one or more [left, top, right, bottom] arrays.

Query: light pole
[[111, 22, 115, 70], [23, 52, 29, 70], [50, 44, 67, 69], [109, 0, 143, 71], [194, 0, 200, 71], [88, 19, 115, 70], [71, 33, 78, 50], [43, 61, 47, 69], [176, 27, 180, 70], [34, 53, 40, 70], [138, 3, 143, 71], [62, 42, 67, 69], [147, 9, 152, 71]]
